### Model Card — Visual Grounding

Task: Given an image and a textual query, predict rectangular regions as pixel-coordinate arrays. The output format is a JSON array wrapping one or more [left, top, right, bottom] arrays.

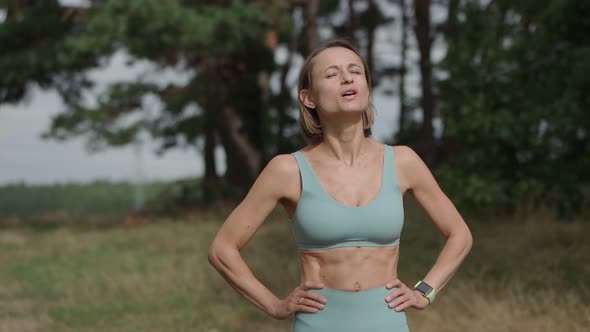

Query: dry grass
[[407, 281, 590, 332], [0, 205, 588, 331]]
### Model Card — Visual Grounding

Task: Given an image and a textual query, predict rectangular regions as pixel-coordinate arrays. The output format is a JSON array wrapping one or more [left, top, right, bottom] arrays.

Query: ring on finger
[[299, 297, 305, 304]]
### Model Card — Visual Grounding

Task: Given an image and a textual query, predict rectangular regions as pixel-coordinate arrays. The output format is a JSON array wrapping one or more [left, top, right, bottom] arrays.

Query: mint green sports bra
[[290, 145, 404, 251]]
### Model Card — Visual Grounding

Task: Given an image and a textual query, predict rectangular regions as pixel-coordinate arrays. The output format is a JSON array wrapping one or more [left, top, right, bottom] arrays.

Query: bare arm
[[398, 145, 473, 294], [208, 155, 291, 316], [208, 154, 323, 319]]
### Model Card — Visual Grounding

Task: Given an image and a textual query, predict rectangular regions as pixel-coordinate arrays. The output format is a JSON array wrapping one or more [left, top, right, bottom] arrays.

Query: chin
[[339, 104, 368, 113]]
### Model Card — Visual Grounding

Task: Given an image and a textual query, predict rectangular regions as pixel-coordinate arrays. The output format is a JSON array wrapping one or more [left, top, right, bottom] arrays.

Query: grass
[[0, 199, 589, 331], [0, 180, 168, 221]]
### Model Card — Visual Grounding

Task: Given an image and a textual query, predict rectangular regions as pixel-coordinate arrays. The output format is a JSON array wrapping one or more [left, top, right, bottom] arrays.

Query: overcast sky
[[0, 73, 401, 185], [0, 51, 212, 185], [0, 0, 445, 185]]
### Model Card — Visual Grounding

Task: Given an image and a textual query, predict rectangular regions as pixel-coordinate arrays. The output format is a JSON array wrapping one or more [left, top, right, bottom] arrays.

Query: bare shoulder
[[392, 145, 423, 169], [391, 145, 432, 192], [263, 153, 299, 179], [251, 153, 301, 201]]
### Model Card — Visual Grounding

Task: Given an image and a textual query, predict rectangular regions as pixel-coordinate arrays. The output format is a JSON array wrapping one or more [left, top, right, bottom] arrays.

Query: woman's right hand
[[271, 281, 328, 320]]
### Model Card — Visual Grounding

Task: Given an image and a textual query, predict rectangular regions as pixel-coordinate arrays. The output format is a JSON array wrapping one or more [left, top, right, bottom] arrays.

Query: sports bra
[[290, 144, 404, 251]]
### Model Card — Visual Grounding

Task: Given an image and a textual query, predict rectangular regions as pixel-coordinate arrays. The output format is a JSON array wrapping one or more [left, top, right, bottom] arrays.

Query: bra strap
[[382, 145, 399, 188], [292, 151, 321, 193]]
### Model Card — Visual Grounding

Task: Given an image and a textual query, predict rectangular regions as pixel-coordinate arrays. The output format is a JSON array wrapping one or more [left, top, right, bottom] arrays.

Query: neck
[[318, 113, 368, 165]]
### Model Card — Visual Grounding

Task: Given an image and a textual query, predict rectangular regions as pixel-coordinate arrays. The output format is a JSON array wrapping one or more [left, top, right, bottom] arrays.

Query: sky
[[0, 51, 213, 185], [0, 68, 401, 185], [0, 0, 445, 185]]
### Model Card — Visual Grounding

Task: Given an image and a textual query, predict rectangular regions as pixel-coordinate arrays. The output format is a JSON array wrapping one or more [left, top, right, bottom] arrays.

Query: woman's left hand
[[384, 279, 429, 312]]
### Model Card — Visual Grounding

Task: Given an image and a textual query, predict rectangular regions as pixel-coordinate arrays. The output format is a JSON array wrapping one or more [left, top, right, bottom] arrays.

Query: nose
[[341, 71, 353, 84]]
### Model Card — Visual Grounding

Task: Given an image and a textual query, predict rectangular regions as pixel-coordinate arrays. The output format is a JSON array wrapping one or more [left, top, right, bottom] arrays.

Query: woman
[[208, 39, 473, 331]]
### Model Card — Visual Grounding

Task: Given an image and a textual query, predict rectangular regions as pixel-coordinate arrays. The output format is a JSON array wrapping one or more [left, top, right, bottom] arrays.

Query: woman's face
[[302, 47, 370, 118]]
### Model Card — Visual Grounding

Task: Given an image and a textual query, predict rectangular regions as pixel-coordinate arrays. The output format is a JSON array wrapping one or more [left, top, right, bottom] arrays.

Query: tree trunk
[[347, 0, 357, 41], [276, 16, 299, 154], [215, 105, 261, 191], [413, 0, 435, 166], [305, 0, 319, 56], [204, 58, 261, 191], [298, 0, 319, 147], [398, 0, 409, 139], [366, 0, 377, 86], [439, 0, 460, 163], [203, 110, 218, 180], [212, 57, 262, 191], [446, 0, 459, 40]]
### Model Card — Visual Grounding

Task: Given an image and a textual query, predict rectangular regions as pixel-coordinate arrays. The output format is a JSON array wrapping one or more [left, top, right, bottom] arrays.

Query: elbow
[[447, 223, 473, 255], [463, 225, 473, 254], [208, 241, 222, 269], [208, 239, 238, 270]]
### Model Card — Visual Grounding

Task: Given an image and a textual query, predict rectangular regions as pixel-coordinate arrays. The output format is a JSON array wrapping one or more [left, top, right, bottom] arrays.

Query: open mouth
[[341, 89, 357, 97]]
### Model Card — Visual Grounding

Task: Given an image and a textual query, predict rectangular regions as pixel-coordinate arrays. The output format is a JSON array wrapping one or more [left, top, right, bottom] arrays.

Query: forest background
[[0, 0, 589, 331]]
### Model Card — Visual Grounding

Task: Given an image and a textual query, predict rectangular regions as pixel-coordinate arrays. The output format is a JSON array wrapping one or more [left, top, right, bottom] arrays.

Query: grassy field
[[0, 199, 589, 331], [0, 181, 168, 222]]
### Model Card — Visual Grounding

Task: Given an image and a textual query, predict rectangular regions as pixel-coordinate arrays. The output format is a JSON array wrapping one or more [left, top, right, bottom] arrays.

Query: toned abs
[[279, 143, 408, 292], [300, 246, 400, 291]]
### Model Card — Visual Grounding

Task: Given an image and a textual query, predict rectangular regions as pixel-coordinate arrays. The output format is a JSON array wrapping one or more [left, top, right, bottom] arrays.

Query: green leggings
[[293, 285, 409, 332]]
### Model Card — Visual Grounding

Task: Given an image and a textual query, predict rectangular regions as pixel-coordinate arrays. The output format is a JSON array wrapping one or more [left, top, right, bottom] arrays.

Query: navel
[[353, 281, 361, 292]]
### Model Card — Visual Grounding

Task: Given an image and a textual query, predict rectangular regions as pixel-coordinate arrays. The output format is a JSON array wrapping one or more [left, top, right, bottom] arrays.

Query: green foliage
[[140, 178, 243, 216], [43, 82, 158, 151], [438, 0, 590, 216], [4, 0, 588, 218], [41, 0, 283, 163], [0, 181, 167, 220], [0, 0, 101, 103]]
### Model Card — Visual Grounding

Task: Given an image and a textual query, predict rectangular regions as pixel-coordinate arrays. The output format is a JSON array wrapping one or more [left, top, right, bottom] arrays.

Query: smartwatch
[[413, 280, 436, 304]]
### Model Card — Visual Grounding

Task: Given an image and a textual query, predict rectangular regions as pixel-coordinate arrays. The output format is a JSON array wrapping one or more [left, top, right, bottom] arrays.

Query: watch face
[[416, 282, 433, 295]]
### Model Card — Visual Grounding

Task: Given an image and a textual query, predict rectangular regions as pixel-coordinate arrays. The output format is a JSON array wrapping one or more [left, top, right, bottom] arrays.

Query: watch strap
[[414, 280, 436, 304]]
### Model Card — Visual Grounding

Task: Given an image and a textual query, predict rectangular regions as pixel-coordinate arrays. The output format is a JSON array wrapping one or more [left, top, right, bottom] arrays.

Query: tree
[[0, 0, 104, 104], [397, 0, 410, 140], [43, 0, 285, 192], [413, 0, 436, 166], [438, 0, 590, 216]]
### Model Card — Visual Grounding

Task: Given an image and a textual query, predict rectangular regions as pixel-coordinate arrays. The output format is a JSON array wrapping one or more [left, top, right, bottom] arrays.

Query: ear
[[299, 89, 316, 109]]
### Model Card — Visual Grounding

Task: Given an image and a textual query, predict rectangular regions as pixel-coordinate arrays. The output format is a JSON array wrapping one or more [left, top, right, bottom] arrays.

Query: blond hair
[[297, 38, 375, 144]]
